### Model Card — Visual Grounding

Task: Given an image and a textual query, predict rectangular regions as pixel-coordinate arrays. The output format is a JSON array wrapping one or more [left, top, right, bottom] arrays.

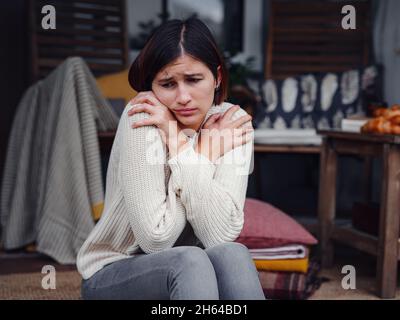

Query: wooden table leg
[[376, 144, 400, 298], [362, 156, 373, 203], [318, 137, 338, 267]]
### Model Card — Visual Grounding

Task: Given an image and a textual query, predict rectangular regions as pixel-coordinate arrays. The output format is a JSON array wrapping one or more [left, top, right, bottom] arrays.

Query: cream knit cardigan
[[77, 101, 254, 280]]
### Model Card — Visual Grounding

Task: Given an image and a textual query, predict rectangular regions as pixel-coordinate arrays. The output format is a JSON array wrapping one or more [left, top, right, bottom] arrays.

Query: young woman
[[77, 17, 265, 300]]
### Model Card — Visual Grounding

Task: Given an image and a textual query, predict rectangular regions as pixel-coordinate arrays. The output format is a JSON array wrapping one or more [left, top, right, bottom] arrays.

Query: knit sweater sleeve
[[167, 107, 254, 248], [119, 107, 187, 254]]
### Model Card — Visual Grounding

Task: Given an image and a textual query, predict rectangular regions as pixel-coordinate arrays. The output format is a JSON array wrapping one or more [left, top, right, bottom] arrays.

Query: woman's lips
[[175, 108, 197, 116]]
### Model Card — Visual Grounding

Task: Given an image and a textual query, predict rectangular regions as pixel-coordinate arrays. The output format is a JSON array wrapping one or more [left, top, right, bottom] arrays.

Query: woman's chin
[[177, 116, 200, 131], [177, 114, 197, 124]]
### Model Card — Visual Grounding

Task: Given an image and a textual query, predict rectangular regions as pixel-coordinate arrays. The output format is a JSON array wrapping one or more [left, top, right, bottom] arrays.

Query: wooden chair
[[255, 0, 373, 162], [27, 0, 130, 154], [254, 0, 373, 233], [265, 0, 371, 80], [27, 0, 129, 83]]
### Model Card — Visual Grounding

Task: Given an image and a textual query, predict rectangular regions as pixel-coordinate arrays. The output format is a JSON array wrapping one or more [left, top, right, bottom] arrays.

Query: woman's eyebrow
[[158, 77, 174, 82], [158, 73, 203, 82], [185, 73, 203, 77]]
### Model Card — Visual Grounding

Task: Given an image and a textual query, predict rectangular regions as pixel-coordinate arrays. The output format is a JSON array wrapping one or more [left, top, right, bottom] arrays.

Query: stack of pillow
[[235, 198, 319, 300]]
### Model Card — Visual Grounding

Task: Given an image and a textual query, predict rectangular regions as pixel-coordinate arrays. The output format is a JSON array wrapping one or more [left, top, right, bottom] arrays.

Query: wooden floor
[[309, 244, 400, 300], [0, 252, 76, 275], [0, 245, 399, 300]]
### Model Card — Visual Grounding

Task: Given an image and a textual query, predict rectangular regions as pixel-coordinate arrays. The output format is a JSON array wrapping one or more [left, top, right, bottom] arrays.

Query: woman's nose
[[176, 84, 191, 105]]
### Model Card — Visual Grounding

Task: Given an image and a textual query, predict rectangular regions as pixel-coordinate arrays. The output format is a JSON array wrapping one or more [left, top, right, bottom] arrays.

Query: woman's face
[[152, 54, 220, 132]]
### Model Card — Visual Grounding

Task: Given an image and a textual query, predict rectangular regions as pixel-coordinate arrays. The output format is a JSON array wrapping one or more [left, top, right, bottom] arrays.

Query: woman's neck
[[180, 125, 200, 138]]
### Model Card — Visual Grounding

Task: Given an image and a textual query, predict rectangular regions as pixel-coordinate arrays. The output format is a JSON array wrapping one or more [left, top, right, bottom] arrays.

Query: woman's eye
[[188, 78, 201, 83], [161, 82, 175, 88]]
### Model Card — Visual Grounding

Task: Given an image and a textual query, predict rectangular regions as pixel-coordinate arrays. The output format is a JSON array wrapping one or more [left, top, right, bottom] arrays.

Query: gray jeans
[[81, 242, 266, 300]]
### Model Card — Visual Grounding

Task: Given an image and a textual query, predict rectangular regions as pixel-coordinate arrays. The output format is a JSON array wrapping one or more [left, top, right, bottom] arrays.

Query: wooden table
[[317, 129, 400, 298], [253, 143, 321, 197], [253, 143, 322, 233]]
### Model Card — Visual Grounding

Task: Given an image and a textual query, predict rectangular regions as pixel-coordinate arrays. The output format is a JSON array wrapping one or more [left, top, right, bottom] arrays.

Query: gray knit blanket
[[1, 57, 119, 264]]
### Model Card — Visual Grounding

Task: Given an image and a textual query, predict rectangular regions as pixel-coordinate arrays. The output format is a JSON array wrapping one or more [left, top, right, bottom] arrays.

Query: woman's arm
[[119, 106, 187, 254], [167, 106, 254, 248]]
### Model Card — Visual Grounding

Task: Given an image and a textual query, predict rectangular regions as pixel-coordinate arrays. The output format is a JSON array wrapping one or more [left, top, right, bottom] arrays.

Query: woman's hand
[[127, 92, 189, 157], [195, 105, 254, 163]]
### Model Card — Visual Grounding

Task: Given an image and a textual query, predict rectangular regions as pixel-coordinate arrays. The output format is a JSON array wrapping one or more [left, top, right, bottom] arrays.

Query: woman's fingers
[[203, 113, 221, 128], [220, 105, 253, 130], [128, 103, 154, 116], [131, 117, 155, 128], [232, 131, 253, 148], [129, 103, 157, 128], [129, 92, 160, 107], [221, 105, 240, 121], [231, 114, 253, 128], [232, 127, 254, 137]]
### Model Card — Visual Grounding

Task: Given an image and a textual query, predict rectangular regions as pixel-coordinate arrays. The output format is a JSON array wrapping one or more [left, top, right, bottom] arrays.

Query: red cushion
[[235, 198, 318, 248]]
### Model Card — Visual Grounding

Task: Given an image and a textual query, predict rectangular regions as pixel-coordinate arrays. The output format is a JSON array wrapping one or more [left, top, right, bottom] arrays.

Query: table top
[[317, 129, 400, 145], [254, 143, 321, 154]]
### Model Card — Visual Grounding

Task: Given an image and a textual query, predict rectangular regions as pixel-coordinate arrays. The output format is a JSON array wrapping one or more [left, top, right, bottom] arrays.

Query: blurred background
[[1, 0, 398, 224], [0, 0, 399, 299]]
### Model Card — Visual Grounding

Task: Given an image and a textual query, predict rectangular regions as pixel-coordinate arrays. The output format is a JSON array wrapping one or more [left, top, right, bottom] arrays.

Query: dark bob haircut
[[128, 17, 228, 105]]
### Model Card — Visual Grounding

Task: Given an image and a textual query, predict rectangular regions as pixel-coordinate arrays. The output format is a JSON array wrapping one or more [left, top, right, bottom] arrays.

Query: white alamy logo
[[41, 265, 56, 290], [341, 5, 356, 30], [41, 5, 56, 30], [341, 265, 356, 290]]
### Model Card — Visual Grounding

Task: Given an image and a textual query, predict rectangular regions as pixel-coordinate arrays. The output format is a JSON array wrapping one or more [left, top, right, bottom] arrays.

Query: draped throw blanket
[[1, 57, 119, 264]]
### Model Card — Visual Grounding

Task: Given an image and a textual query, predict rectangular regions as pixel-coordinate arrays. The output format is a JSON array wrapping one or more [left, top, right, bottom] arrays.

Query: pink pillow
[[235, 198, 318, 248]]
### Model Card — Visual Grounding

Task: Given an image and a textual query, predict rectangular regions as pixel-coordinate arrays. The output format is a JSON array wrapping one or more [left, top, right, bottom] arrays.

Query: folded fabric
[[250, 245, 307, 260], [258, 258, 323, 300], [254, 257, 309, 273], [258, 270, 306, 300]]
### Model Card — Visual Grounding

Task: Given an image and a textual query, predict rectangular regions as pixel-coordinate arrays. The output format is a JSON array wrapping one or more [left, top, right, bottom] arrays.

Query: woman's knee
[[205, 242, 256, 273], [170, 246, 214, 271], [205, 243, 265, 300], [207, 242, 251, 260], [167, 246, 219, 299]]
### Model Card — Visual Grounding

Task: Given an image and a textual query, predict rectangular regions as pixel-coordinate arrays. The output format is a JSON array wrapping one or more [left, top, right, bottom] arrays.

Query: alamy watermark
[[342, 5, 356, 30], [41, 5, 56, 30], [41, 265, 56, 290], [341, 265, 356, 290], [40, 4, 356, 31]]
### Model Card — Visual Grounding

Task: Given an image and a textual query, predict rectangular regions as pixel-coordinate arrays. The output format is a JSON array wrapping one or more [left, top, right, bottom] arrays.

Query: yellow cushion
[[96, 69, 137, 104]]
